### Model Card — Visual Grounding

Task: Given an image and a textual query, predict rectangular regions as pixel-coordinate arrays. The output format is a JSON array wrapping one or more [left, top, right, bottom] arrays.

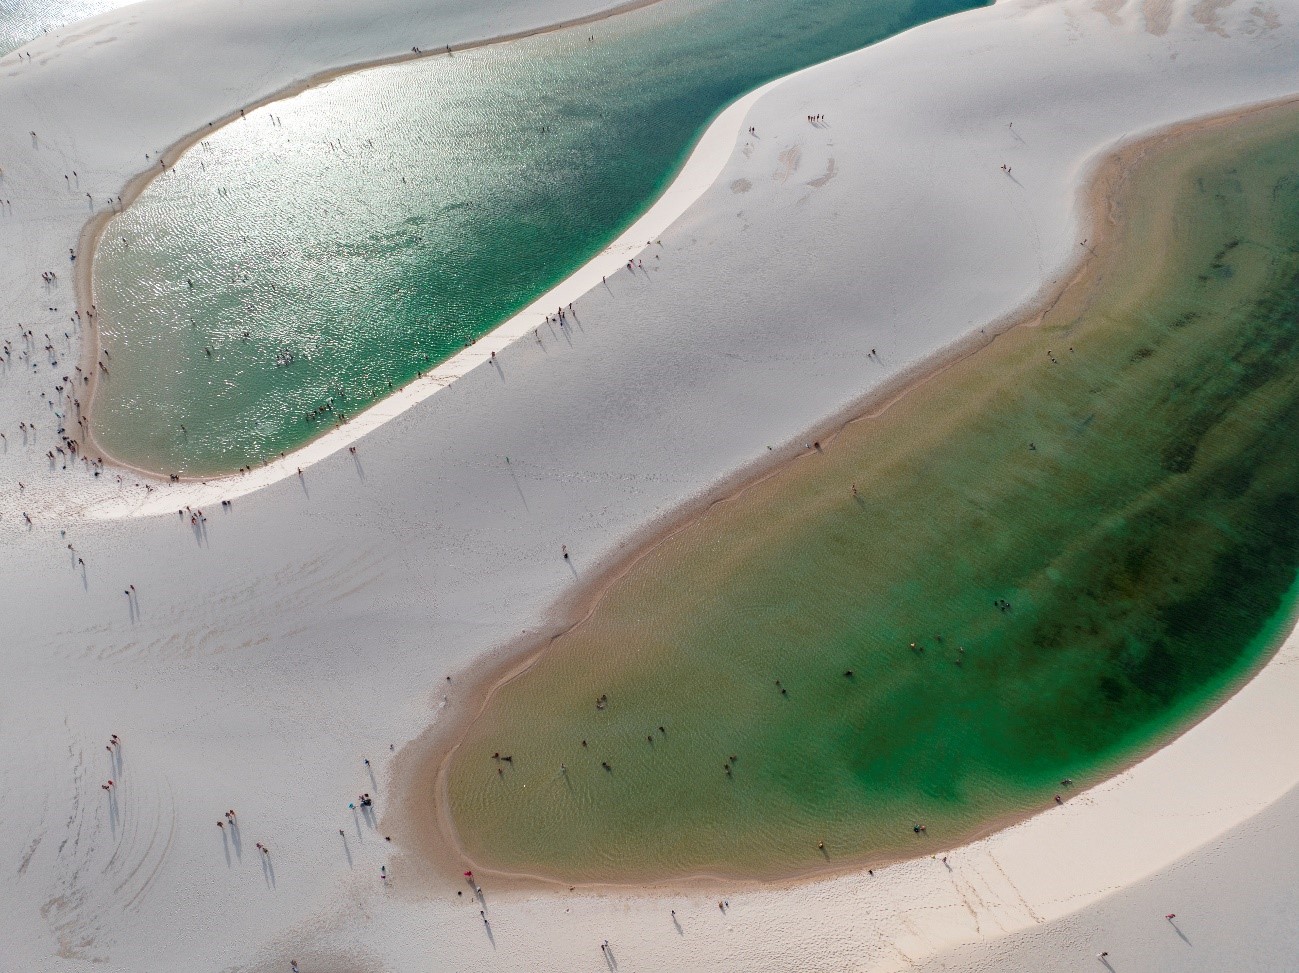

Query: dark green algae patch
[[443, 104, 1299, 882]]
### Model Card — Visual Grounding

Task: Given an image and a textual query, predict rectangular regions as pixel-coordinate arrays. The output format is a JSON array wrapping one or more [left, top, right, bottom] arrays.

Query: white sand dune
[[2, 0, 1299, 969]]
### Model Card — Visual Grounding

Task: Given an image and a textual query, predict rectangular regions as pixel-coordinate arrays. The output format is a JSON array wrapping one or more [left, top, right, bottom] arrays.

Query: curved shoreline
[[74, 0, 671, 491], [389, 92, 1299, 895]]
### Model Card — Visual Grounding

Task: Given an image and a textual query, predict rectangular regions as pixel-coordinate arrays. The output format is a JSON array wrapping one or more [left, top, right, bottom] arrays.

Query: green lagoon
[[90, 0, 982, 476], [443, 104, 1299, 882]]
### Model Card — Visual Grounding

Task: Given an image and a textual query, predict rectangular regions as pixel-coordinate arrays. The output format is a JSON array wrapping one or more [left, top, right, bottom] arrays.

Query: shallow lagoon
[[443, 105, 1299, 882]]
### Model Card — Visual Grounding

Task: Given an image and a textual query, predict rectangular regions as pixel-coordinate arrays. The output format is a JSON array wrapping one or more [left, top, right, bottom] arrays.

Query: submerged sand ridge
[[435, 97, 1299, 884], [4, 0, 1299, 969]]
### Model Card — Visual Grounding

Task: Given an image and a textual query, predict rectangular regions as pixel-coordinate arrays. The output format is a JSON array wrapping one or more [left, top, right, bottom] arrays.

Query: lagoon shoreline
[[394, 92, 1299, 894], [74, 0, 674, 487]]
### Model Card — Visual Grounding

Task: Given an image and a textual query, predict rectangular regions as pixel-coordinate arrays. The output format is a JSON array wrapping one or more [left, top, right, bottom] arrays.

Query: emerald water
[[444, 106, 1299, 881], [90, 0, 983, 476]]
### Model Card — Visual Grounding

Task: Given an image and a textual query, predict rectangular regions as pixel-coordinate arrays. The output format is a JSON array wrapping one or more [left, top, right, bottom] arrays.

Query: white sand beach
[[2, 0, 1299, 969]]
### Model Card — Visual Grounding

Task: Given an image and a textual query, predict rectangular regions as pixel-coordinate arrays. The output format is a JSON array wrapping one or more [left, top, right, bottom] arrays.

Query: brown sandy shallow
[[384, 93, 1299, 898], [72, 0, 670, 483]]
